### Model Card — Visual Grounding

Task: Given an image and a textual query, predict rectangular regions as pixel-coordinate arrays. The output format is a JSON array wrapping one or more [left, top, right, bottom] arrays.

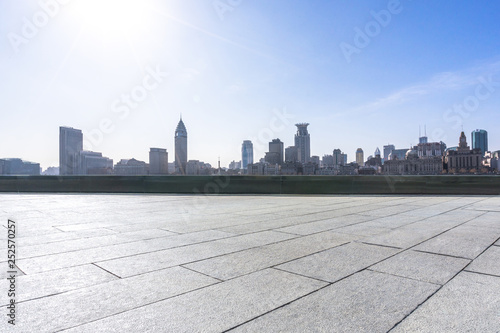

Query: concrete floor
[[0, 194, 499, 332]]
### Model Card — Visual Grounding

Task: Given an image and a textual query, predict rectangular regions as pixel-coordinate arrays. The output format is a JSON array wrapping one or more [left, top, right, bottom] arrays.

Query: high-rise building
[[471, 129, 488, 154], [0, 158, 40, 175], [59, 126, 83, 175], [333, 149, 344, 166], [241, 140, 253, 169], [445, 131, 483, 173], [265, 139, 284, 165], [356, 148, 364, 165], [174, 117, 188, 174], [294, 123, 310, 163], [383, 145, 395, 161], [149, 148, 169, 175], [311, 155, 320, 165]]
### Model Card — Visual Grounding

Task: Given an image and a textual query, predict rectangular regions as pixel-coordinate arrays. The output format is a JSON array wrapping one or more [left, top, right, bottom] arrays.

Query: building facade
[[471, 129, 488, 154], [294, 123, 310, 163], [78, 151, 113, 175], [174, 117, 188, 174], [285, 146, 298, 162], [241, 140, 253, 169], [383, 149, 443, 175], [265, 139, 284, 165], [149, 148, 169, 175], [383, 145, 395, 162], [59, 126, 83, 175], [356, 148, 364, 166], [0, 158, 40, 175], [445, 132, 483, 173], [114, 159, 149, 175]]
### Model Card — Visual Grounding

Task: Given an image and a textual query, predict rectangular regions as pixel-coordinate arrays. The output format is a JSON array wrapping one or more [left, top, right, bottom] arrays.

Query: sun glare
[[72, 0, 153, 39]]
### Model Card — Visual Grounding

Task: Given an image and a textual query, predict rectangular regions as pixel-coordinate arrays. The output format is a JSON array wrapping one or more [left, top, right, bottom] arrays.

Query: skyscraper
[[294, 123, 310, 163], [356, 148, 364, 165], [174, 117, 187, 174], [383, 145, 395, 161], [471, 129, 488, 154], [241, 140, 253, 169], [265, 139, 284, 165], [59, 126, 83, 175]]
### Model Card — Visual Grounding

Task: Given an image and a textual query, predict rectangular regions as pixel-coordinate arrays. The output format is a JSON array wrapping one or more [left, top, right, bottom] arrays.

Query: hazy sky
[[1, 0, 500, 169]]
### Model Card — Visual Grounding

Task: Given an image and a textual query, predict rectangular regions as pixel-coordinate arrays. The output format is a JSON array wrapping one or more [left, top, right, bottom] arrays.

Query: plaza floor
[[0, 194, 499, 332]]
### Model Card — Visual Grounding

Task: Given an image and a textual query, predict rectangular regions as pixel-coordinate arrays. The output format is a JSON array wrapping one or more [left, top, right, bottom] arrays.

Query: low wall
[[0, 175, 499, 194]]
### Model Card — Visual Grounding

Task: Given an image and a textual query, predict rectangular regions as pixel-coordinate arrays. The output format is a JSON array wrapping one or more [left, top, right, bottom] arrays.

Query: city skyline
[[1, 1, 500, 170]]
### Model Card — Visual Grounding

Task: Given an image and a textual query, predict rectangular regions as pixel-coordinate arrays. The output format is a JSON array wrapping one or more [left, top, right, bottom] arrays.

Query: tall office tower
[[59, 126, 83, 175], [174, 117, 188, 174], [265, 138, 284, 165], [471, 129, 488, 154], [383, 145, 395, 161], [294, 123, 310, 163], [149, 148, 169, 174], [241, 140, 253, 169], [356, 148, 364, 165], [333, 149, 344, 166]]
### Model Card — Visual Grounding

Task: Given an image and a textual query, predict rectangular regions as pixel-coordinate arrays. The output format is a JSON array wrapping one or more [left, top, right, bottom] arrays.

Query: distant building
[[149, 148, 169, 175], [42, 167, 59, 175], [365, 148, 382, 171], [59, 126, 83, 175], [356, 148, 364, 166], [78, 151, 113, 175], [186, 160, 212, 175], [471, 129, 488, 155], [175, 117, 188, 174], [241, 140, 253, 169], [228, 160, 241, 170], [0, 158, 40, 175], [311, 155, 320, 166], [333, 149, 344, 166], [388, 148, 408, 161], [265, 139, 284, 165], [285, 146, 298, 162], [114, 159, 148, 175], [322, 154, 333, 168], [383, 149, 443, 175], [281, 162, 300, 175], [294, 123, 310, 163], [445, 132, 483, 173], [416, 141, 446, 158], [383, 145, 395, 162]]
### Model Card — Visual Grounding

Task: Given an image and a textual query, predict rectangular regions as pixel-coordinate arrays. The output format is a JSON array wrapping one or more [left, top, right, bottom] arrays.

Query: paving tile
[[184, 231, 357, 280], [466, 246, 500, 276], [16, 230, 234, 274], [393, 271, 500, 332], [62, 268, 327, 333], [414, 225, 500, 259], [371, 250, 470, 285], [362, 218, 463, 249], [276, 242, 400, 282], [96, 230, 297, 278], [231, 270, 439, 333], [9, 266, 219, 332], [276, 214, 374, 235], [335, 223, 391, 236], [0, 264, 118, 306], [358, 214, 423, 229]]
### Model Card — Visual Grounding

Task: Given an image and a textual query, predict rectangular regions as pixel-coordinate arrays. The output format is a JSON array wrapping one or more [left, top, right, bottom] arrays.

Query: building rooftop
[[1, 194, 499, 332]]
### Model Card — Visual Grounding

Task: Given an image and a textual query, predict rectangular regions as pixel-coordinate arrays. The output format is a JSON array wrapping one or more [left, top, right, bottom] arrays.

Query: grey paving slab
[[6, 266, 219, 332], [362, 218, 464, 249], [414, 225, 500, 259], [276, 214, 374, 235], [393, 271, 500, 333], [466, 246, 500, 276], [0, 264, 118, 306], [184, 231, 357, 280], [96, 230, 297, 278], [16, 229, 235, 274], [231, 270, 439, 333], [335, 223, 392, 236], [62, 268, 327, 333], [371, 250, 470, 285], [358, 214, 424, 229], [276, 242, 400, 282]]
